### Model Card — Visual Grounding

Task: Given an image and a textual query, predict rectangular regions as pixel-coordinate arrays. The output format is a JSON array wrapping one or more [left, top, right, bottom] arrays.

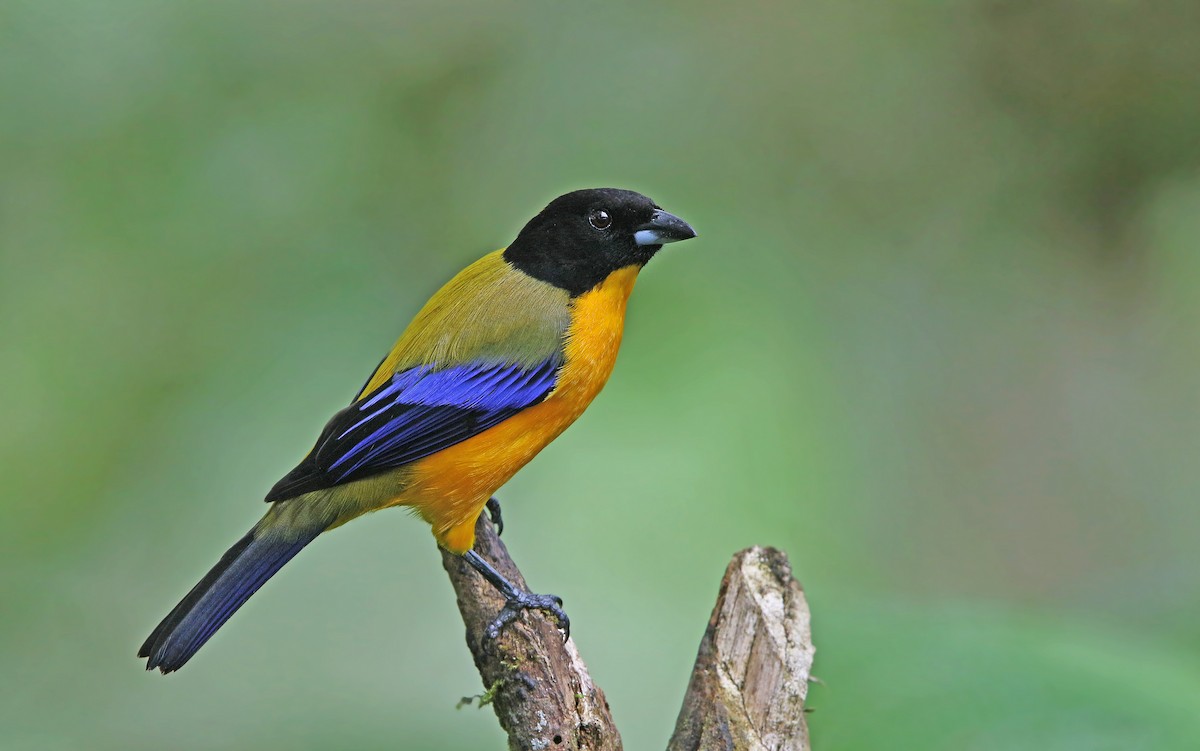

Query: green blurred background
[[3, 1, 1199, 748]]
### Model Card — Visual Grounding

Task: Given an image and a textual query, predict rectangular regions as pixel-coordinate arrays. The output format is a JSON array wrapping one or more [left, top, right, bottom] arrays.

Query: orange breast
[[401, 265, 641, 552]]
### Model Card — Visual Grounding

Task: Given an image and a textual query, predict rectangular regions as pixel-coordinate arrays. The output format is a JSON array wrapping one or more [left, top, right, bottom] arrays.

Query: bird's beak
[[634, 209, 697, 247]]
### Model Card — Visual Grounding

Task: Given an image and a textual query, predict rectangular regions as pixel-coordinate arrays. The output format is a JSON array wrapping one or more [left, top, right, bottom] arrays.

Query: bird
[[138, 187, 696, 673]]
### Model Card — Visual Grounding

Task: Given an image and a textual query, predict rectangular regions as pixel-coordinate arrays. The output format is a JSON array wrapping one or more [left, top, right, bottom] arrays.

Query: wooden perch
[[440, 517, 814, 751], [440, 515, 621, 750]]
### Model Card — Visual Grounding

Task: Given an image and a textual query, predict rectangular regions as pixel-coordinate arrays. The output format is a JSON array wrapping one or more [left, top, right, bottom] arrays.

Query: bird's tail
[[138, 515, 325, 673]]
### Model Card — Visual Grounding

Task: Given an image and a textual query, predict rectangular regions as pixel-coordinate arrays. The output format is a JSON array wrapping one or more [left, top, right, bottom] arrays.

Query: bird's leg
[[463, 550, 569, 641], [485, 496, 504, 536]]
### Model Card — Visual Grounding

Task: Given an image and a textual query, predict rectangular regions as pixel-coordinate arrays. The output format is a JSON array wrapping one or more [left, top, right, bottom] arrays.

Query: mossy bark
[[440, 516, 621, 751]]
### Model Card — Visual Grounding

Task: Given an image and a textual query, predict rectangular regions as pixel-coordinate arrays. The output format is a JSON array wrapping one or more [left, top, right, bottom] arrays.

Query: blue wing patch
[[265, 357, 561, 502]]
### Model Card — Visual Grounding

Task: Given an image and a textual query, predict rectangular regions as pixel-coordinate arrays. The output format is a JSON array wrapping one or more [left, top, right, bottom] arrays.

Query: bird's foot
[[486, 589, 570, 641], [485, 496, 504, 536], [463, 550, 569, 641]]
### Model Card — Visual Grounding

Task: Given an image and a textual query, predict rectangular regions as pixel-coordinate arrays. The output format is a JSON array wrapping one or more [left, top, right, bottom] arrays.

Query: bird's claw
[[485, 496, 504, 536], [462, 549, 567, 642], [485, 591, 570, 642]]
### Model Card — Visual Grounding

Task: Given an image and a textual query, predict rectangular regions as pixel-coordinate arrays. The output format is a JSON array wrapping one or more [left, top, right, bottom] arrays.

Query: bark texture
[[666, 547, 815, 751], [440, 515, 622, 751]]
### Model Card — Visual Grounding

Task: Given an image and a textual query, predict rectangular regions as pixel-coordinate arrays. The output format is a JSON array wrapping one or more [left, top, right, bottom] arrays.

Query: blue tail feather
[[139, 524, 322, 673]]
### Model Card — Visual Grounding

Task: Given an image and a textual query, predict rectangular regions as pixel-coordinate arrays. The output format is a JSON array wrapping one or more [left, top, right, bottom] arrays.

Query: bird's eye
[[588, 209, 612, 230]]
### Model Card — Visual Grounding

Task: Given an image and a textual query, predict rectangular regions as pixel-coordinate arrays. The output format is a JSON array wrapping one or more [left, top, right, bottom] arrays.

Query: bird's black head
[[504, 188, 696, 296]]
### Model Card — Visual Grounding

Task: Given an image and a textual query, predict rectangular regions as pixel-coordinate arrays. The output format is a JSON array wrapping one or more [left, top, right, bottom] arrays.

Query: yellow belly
[[398, 265, 640, 552]]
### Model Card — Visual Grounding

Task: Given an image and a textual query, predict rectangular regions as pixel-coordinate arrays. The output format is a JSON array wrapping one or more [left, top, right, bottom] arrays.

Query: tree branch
[[441, 518, 814, 751], [440, 515, 622, 750]]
